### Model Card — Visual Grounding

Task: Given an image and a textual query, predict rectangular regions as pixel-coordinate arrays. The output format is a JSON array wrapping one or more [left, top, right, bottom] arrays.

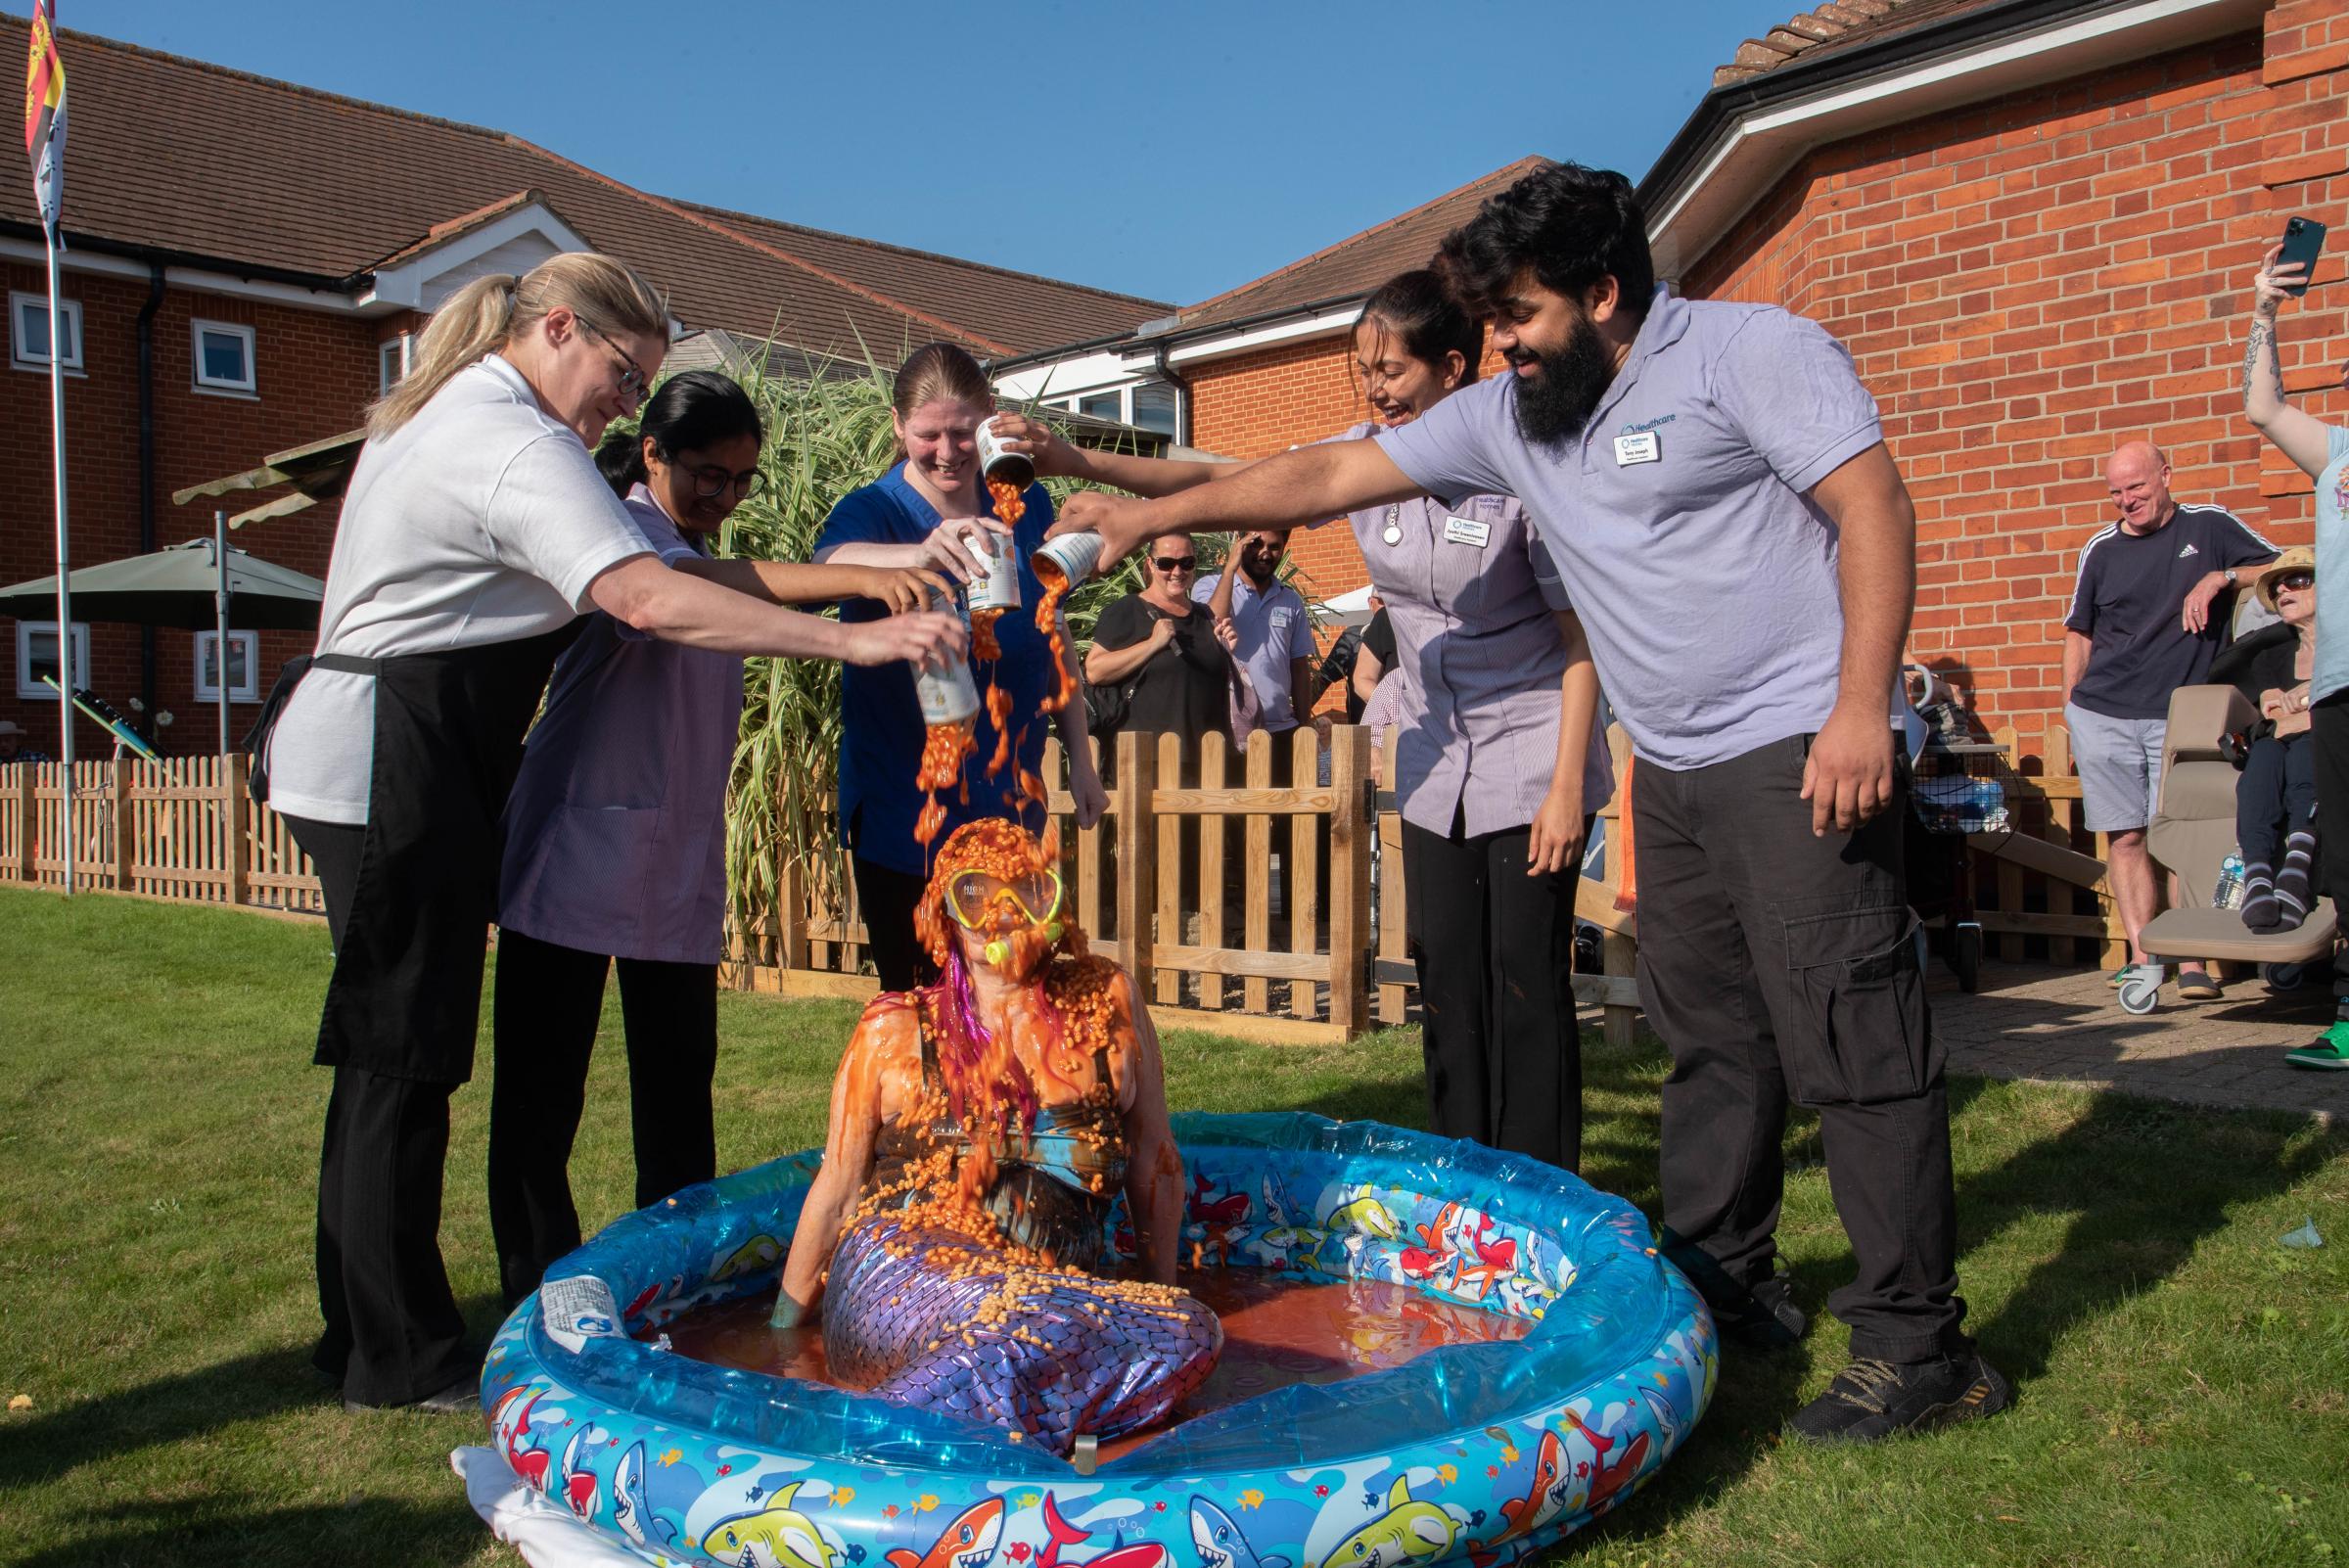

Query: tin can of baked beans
[[1031, 530, 1105, 590], [913, 586, 980, 723], [965, 528, 1022, 615], [976, 415, 1035, 490]]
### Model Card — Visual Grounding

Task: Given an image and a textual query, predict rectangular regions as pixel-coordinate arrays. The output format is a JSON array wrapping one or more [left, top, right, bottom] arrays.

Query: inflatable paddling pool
[[474, 1113, 1715, 1568]]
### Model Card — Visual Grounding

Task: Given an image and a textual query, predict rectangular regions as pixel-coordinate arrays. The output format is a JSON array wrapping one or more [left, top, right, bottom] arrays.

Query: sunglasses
[[577, 318, 650, 409], [2277, 571, 2315, 591], [1152, 556, 1196, 573], [683, 463, 764, 501]]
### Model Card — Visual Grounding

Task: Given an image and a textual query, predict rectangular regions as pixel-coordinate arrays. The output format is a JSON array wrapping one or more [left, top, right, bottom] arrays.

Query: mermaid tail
[[823, 1214, 1220, 1456]]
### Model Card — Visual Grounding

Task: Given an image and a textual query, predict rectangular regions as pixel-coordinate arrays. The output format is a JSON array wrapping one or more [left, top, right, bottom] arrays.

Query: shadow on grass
[[1945, 1075, 2346, 1381], [25, 1496, 481, 1568], [0, 1345, 329, 1492]]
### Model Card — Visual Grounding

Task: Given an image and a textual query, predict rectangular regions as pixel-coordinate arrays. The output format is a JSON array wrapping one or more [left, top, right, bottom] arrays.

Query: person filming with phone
[[2245, 219, 2349, 1073]]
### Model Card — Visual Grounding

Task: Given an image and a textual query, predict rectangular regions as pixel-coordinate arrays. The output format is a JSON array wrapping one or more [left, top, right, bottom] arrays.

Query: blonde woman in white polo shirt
[[257, 254, 962, 1413]]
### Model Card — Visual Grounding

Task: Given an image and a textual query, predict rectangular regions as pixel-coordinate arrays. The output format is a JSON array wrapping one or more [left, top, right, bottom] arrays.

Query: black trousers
[[285, 814, 473, 1406], [853, 855, 937, 992], [2311, 695, 2349, 1006], [1400, 811, 1582, 1172], [2236, 732, 2317, 867], [1633, 735, 1966, 1363], [487, 930, 719, 1306]]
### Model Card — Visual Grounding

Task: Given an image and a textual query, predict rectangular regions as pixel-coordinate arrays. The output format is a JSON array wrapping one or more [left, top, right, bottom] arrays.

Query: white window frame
[[378, 329, 419, 394], [191, 319, 258, 395], [1053, 379, 1180, 438], [11, 291, 83, 373], [15, 620, 91, 700], [192, 629, 261, 703]]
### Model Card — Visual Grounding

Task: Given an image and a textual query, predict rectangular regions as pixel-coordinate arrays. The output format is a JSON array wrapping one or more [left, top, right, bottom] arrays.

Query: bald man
[[2062, 441, 2276, 996]]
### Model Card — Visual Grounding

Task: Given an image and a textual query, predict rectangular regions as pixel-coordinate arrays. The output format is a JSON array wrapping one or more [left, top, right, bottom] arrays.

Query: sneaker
[[2285, 1022, 2349, 1071], [1788, 1351, 2012, 1444], [1663, 1239, 1807, 1350], [2175, 966, 2221, 1000]]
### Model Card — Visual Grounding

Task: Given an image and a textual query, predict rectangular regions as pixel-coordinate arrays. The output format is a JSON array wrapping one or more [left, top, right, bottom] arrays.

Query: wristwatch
[[2224, 568, 2238, 585]]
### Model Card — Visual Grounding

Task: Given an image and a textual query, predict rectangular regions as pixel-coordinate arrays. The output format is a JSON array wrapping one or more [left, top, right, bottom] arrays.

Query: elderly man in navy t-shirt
[[2061, 440, 2275, 1000]]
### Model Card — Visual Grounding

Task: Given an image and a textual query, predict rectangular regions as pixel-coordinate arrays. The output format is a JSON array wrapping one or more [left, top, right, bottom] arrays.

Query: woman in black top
[[1083, 534, 1253, 782]]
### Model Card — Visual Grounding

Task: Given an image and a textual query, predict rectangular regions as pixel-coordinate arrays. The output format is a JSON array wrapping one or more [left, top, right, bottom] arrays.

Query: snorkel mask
[[916, 818, 1078, 980]]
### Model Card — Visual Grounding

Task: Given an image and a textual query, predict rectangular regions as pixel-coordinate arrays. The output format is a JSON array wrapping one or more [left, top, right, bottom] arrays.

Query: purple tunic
[[1321, 422, 1613, 838], [497, 485, 743, 964]]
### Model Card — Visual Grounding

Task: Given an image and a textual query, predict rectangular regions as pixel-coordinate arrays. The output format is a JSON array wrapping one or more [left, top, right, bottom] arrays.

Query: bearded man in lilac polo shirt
[[1057, 161, 2009, 1443]]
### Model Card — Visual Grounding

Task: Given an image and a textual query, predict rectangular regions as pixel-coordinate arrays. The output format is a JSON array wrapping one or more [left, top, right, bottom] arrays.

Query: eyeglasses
[[577, 318, 650, 409], [945, 868, 1063, 931], [1152, 556, 1196, 573], [2278, 572, 2315, 591], [685, 463, 764, 501]]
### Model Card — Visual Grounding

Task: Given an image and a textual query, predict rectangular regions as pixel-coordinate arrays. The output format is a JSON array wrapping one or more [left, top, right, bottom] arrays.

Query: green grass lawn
[[1, 885, 2343, 1568]]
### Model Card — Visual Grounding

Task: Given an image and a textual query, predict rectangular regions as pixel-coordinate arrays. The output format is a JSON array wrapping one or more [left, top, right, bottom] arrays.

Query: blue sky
[[78, 0, 1799, 305]]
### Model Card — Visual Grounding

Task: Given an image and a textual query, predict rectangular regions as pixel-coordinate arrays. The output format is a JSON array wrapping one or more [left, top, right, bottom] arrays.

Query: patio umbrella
[[0, 527, 324, 754], [0, 533, 323, 630]]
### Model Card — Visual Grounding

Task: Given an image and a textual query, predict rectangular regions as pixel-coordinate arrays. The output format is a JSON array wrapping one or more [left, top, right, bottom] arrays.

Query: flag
[[23, 0, 65, 247]]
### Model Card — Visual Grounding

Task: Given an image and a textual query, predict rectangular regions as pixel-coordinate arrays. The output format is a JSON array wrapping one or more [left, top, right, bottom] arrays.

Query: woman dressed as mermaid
[[773, 818, 1220, 1456]]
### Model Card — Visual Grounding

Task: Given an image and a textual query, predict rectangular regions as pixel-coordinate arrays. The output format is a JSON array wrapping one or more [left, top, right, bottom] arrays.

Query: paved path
[[1931, 961, 2346, 1122]]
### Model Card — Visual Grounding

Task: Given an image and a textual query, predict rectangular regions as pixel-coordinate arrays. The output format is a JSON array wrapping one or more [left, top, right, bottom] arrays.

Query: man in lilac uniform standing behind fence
[[1055, 161, 2010, 1444]]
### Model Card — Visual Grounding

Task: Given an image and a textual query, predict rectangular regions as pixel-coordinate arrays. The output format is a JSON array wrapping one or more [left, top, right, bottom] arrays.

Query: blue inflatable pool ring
[[481, 1113, 1716, 1568]]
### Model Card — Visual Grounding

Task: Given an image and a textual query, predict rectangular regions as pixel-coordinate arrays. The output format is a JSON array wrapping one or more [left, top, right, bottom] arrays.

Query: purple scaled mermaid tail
[[822, 1213, 1221, 1456]]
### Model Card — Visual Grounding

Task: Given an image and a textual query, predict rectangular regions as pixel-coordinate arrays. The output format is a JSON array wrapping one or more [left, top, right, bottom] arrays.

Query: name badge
[[1615, 431, 1661, 466], [1442, 514, 1492, 549]]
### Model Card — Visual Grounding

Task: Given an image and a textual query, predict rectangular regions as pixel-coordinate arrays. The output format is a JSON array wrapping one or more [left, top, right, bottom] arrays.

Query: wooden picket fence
[[2, 754, 326, 917], [0, 718, 2136, 1038]]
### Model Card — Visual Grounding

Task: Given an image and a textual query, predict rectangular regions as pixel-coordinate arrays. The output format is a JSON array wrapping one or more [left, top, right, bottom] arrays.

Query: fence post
[[1114, 729, 1155, 1000], [1327, 724, 1369, 1037], [1155, 732, 1183, 1006], [779, 854, 809, 974], [112, 760, 133, 892], [16, 764, 33, 881], [226, 752, 251, 908]]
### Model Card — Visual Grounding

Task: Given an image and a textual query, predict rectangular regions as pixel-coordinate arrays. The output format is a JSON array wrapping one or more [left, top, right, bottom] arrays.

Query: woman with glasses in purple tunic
[[990, 271, 1608, 1174], [489, 371, 944, 1307]]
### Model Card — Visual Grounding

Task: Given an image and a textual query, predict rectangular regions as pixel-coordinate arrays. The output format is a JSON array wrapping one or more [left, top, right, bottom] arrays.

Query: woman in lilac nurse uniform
[[992, 270, 1609, 1173], [489, 372, 940, 1306]]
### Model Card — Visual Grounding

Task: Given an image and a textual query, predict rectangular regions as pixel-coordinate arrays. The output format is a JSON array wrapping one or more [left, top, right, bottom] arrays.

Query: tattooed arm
[[2245, 244, 2333, 479]]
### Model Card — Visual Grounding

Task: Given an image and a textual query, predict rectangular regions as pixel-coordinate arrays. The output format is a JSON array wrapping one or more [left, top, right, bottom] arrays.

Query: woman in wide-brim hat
[[2221, 543, 2319, 933]]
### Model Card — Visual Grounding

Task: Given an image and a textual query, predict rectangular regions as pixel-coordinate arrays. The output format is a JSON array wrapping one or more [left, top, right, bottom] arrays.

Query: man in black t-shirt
[[1084, 534, 1243, 784], [2061, 440, 2276, 996]]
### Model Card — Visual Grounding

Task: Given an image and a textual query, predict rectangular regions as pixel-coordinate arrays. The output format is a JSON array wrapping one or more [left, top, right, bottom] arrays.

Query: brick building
[[1000, 0, 2347, 745], [0, 19, 1166, 757]]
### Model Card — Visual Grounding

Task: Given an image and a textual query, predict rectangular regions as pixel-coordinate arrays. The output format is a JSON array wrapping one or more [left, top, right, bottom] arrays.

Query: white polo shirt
[[267, 355, 654, 824]]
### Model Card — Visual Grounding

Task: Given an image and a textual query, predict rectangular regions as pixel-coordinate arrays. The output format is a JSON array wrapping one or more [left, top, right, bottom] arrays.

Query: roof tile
[[0, 19, 1166, 365]]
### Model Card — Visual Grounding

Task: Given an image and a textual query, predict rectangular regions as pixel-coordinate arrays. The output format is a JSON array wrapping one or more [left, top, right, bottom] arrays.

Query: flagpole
[[46, 219, 73, 895]]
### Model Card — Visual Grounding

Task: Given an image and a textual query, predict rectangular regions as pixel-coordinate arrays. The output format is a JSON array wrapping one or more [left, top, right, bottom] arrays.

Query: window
[[1078, 391, 1122, 422], [192, 320, 257, 394], [379, 331, 415, 394], [193, 629, 260, 702], [15, 620, 90, 699], [1129, 380, 1179, 438], [11, 291, 82, 371]]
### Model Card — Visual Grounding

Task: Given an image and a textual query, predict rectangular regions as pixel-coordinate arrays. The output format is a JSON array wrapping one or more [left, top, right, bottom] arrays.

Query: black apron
[[312, 623, 579, 1084]]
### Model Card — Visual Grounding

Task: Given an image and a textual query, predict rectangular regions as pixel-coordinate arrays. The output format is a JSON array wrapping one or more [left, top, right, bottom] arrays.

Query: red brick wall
[[0, 266, 376, 756], [1681, 17, 2349, 751]]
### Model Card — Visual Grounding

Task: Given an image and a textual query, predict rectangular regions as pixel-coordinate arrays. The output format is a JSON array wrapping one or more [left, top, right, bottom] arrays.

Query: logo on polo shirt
[[2178, 542, 2198, 559]]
